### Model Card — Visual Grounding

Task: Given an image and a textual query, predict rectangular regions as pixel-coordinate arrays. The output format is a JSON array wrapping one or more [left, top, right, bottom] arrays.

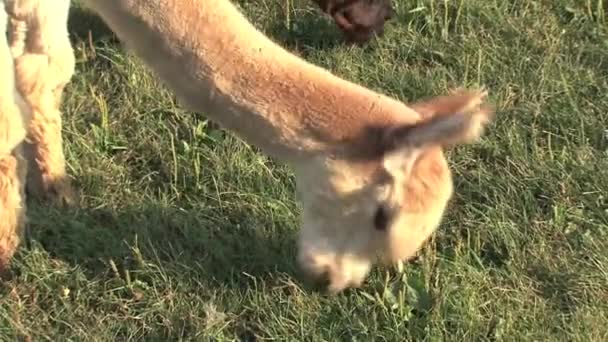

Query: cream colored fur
[[5, 0, 75, 205], [0, 0, 494, 292], [0, 2, 28, 271]]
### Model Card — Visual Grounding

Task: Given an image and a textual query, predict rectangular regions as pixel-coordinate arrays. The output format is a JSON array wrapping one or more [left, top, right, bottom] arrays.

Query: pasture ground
[[2, 0, 607, 340]]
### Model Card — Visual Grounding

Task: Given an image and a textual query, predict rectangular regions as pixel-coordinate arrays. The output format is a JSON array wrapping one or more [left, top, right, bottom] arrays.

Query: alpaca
[[0, 2, 28, 272], [0, 0, 494, 293], [312, 0, 394, 44]]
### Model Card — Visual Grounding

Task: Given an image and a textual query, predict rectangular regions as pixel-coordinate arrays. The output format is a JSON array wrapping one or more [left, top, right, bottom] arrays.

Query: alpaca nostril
[[319, 270, 331, 288], [296, 257, 331, 290], [303, 268, 332, 292], [385, 8, 395, 21]]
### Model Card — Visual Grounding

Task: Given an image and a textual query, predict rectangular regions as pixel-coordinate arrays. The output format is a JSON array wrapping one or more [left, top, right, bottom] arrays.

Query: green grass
[[2, 0, 608, 340]]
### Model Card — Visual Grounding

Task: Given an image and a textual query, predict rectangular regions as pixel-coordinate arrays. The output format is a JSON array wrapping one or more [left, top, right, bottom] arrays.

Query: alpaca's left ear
[[409, 88, 490, 119], [379, 101, 494, 181]]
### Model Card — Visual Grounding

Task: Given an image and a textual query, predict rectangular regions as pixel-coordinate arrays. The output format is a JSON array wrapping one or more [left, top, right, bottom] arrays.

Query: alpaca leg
[[0, 3, 29, 272], [5, 0, 76, 206]]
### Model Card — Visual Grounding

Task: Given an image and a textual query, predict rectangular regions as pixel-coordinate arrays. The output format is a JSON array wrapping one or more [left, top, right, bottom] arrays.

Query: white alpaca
[[0, 0, 493, 293]]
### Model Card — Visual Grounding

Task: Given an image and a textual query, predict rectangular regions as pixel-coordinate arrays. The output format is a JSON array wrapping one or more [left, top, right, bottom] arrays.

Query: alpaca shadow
[[67, 4, 117, 45], [266, 12, 347, 52], [67, 3, 348, 51], [525, 264, 579, 316], [23, 200, 300, 290], [53, 5, 315, 291]]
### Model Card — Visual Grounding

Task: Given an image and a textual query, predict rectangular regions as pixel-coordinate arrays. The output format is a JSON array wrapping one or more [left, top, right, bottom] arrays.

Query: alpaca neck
[[86, 0, 420, 161]]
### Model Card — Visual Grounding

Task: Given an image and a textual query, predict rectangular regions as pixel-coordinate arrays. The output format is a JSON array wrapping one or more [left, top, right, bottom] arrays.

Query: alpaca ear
[[382, 144, 422, 182], [409, 88, 490, 119], [380, 102, 494, 180], [383, 109, 492, 151]]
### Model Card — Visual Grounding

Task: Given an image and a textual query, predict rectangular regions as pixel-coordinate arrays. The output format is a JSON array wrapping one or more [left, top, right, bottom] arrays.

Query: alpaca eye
[[373, 206, 390, 231]]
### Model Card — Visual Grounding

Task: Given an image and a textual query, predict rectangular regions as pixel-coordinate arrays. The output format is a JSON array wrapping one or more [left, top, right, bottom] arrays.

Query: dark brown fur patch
[[312, 0, 394, 44]]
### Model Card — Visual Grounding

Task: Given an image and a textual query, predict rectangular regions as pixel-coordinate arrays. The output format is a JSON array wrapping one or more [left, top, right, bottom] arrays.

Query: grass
[[2, 0, 607, 340]]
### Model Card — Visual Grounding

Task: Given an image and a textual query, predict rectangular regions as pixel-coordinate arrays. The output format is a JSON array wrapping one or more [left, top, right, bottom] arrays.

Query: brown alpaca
[[313, 0, 394, 44], [0, 0, 494, 293]]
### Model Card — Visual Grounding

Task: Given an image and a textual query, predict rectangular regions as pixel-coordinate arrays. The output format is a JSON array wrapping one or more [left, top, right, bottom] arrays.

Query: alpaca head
[[292, 89, 493, 293], [314, 0, 394, 44]]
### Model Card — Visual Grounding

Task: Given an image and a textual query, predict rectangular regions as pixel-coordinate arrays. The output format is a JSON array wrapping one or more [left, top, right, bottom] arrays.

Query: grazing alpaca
[[313, 0, 394, 44], [0, 0, 493, 293], [0, 2, 28, 273]]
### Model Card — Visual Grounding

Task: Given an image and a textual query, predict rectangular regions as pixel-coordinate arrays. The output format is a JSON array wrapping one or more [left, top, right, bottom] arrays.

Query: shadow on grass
[[66, 2, 355, 53], [23, 200, 300, 290], [526, 265, 578, 316], [265, 12, 347, 52], [42, 0, 377, 297], [67, 4, 117, 45]]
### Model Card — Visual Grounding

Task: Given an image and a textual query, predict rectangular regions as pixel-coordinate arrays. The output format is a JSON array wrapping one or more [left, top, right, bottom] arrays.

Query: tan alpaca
[[4, 0, 75, 206], [82, 0, 493, 293], [0, 2, 28, 271], [0, 0, 494, 293]]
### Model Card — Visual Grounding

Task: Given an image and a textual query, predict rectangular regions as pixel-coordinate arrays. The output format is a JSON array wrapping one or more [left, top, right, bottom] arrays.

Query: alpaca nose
[[297, 262, 359, 294], [297, 262, 331, 291]]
